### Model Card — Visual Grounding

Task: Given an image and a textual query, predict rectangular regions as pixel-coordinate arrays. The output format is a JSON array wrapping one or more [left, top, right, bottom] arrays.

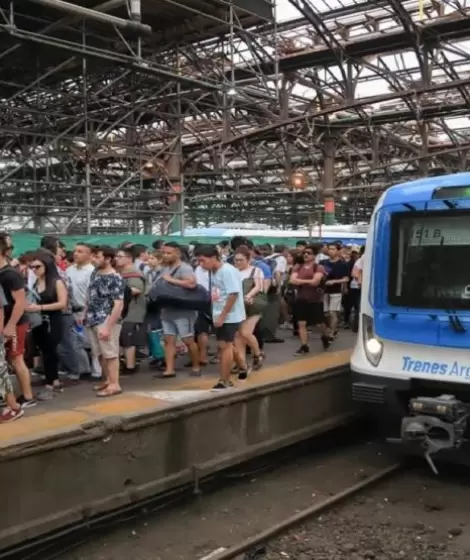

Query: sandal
[[96, 388, 122, 398], [93, 382, 109, 392], [153, 372, 176, 379]]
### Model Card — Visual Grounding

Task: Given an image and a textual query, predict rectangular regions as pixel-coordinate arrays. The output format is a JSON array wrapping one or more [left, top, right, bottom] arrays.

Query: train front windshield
[[388, 211, 470, 310]]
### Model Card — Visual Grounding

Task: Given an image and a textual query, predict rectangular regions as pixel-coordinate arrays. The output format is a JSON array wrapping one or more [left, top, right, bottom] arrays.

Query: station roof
[[6, 0, 273, 44], [2, 0, 470, 232]]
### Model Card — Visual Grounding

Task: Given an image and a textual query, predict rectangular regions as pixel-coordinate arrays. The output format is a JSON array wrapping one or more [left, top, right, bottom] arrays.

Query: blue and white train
[[351, 173, 470, 473], [171, 223, 367, 245]]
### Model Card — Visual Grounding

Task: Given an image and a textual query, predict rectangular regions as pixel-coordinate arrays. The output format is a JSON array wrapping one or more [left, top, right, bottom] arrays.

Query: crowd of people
[[0, 232, 364, 423]]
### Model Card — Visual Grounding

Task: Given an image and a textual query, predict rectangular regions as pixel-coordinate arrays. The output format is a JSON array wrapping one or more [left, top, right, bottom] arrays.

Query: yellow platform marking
[[155, 349, 352, 392], [248, 349, 352, 385], [0, 410, 89, 446], [76, 395, 165, 416], [0, 350, 352, 447]]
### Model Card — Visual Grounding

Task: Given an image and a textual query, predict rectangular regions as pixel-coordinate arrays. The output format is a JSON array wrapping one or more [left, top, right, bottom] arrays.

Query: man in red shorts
[[0, 234, 35, 407]]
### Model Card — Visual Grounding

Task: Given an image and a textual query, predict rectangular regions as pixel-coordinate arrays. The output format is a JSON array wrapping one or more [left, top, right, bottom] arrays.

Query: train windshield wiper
[[442, 199, 458, 209], [446, 310, 466, 334]]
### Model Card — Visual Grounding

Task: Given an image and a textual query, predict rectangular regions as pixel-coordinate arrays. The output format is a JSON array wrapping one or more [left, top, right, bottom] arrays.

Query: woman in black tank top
[[26, 252, 68, 394]]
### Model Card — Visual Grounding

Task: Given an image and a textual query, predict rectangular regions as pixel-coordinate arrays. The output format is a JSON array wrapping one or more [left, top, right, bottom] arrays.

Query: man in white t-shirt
[[315, 243, 329, 264], [67, 244, 95, 319], [67, 243, 101, 378], [197, 245, 245, 391]]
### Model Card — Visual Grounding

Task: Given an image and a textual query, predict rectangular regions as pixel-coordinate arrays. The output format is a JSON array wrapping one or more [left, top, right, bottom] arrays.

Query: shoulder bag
[[148, 266, 210, 311]]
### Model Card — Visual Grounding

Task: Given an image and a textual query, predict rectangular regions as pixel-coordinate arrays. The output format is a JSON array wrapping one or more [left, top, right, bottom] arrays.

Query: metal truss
[[1, 0, 470, 234]]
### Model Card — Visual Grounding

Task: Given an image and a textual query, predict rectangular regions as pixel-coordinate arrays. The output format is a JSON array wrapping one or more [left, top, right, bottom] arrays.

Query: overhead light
[[227, 87, 236, 96], [291, 171, 306, 190]]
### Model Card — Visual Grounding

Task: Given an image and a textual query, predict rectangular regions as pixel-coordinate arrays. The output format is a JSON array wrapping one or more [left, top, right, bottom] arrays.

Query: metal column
[[323, 137, 336, 226]]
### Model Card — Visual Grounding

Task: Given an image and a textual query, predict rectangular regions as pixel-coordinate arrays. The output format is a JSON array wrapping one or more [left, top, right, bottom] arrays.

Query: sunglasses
[[30, 264, 43, 270], [304, 251, 313, 255]]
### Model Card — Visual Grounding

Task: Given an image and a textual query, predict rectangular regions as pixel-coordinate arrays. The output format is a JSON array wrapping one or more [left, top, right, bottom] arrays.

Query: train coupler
[[387, 394, 469, 475]]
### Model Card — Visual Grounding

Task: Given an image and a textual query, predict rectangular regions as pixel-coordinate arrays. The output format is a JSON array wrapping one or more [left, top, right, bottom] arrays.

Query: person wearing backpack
[[261, 244, 285, 344], [115, 246, 146, 375], [289, 244, 330, 354]]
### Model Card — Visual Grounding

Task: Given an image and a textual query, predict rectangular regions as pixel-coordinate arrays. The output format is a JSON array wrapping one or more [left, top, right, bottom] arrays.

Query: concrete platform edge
[[1, 411, 355, 552], [0, 361, 354, 550], [0, 362, 350, 461]]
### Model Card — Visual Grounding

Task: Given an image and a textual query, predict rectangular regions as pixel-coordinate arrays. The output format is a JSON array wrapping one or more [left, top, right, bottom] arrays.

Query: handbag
[[243, 268, 267, 316], [148, 267, 210, 311], [26, 288, 43, 329]]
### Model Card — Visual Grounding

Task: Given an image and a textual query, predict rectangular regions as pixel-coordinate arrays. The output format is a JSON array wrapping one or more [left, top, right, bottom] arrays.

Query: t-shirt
[[121, 266, 146, 324], [27, 268, 36, 291], [238, 266, 263, 281], [315, 253, 329, 265], [195, 265, 210, 291], [252, 257, 272, 280], [0, 285, 7, 307], [0, 266, 27, 325], [211, 263, 246, 324], [293, 263, 326, 303], [273, 255, 287, 274], [272, 255, 288, 286], [323, 259, 350, 294], [67, 263, 95, 309], [160, 262, 197, 319], [145, 268, 161, 292], [135, 259, 149, 276], [86, 271, 125, 327], [0, 285, 5, 335], [351, 257, 363, 290]]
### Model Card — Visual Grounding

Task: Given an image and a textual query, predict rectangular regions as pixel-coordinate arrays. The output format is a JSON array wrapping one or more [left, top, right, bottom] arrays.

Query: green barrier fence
[[10, 233, 313, 255]]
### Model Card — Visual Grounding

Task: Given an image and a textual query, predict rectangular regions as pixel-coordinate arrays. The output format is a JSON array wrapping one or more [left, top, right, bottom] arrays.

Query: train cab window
[[388, 212, 470, 309]]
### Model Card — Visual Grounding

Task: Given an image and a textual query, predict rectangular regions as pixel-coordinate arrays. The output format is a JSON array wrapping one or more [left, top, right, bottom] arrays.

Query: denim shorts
[[161, 310, 197, 339]]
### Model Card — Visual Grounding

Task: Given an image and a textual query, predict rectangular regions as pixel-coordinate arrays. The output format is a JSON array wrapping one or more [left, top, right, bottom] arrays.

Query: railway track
[[203, 462, 404, 560], [200, 461, 470, 560], [7, 426, 469, 560]]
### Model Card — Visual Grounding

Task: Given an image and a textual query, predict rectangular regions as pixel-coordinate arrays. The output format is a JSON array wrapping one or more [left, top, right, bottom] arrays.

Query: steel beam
[[25, 0, 152, 34]]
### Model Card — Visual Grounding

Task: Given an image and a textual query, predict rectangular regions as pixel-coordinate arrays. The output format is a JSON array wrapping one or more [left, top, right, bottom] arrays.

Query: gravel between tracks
[[60, 441, 469, 560], [267, 470, 470, 560]]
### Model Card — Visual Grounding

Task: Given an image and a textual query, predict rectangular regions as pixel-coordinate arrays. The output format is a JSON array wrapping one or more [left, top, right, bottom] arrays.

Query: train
[[350, 173, 470, 473], [171, 223, 368, 245]]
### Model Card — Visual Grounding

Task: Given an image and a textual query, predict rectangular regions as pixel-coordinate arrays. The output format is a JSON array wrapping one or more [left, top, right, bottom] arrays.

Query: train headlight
[[362, 313, 383, 367]]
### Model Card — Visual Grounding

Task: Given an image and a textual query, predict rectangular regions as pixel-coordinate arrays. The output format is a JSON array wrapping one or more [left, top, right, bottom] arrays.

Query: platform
[[0, 334, 355, 551]]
